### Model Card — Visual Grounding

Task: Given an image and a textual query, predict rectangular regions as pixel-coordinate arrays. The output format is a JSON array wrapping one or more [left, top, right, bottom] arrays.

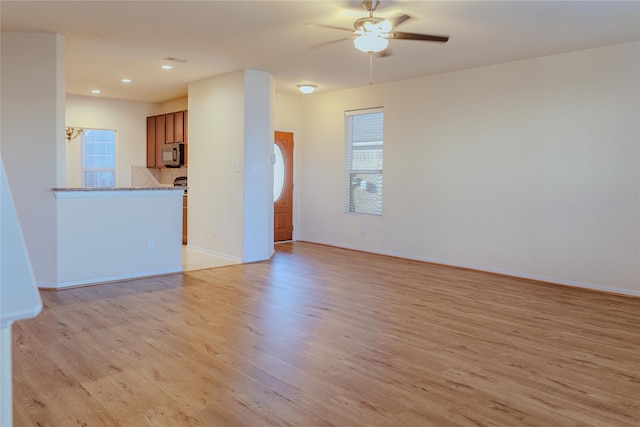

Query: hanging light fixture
[[296, 84, 317, 94], [65, 127, 83, 142], [352, 9, 391, 54]]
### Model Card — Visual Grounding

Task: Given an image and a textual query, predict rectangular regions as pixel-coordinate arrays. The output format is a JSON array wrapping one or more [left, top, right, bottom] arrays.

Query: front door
[[274, 131, 293, 242]]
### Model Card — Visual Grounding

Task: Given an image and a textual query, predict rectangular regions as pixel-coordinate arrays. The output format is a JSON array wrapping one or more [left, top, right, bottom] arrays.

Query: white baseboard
[[306, 240, 640, 298], [185, 244, 243, 263], [42, 268, 183, 290]]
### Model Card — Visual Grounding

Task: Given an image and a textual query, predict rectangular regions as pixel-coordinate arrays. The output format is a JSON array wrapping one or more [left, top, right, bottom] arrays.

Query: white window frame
[[344, 107, 384, 216], [81, 129, 116, 188]]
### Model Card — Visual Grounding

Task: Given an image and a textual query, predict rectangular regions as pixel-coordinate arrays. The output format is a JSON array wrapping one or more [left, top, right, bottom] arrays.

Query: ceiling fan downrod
[[361, 0, 381, 13]]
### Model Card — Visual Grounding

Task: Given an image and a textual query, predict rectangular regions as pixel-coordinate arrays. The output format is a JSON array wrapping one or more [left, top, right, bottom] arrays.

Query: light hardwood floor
[[11, 242, 640, 426]]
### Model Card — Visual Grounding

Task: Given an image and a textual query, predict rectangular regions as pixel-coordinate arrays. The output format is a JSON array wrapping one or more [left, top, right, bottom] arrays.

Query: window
[[82, 129, 116, 187], [344, 107, 383, 216]]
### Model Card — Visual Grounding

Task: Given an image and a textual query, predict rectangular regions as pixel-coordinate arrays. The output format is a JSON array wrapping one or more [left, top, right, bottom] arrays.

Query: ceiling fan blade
[[306, 22, 352, 32], [389, 14, 411, 29], [308, 37, 352, 50], [392, 31, 449, 43]]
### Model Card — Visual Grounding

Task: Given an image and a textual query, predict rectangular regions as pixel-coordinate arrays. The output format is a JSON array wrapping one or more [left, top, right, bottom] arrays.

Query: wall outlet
[[146, 241, 154, 252], [212, 227, 217, 237], [361, 225, 366, 234]]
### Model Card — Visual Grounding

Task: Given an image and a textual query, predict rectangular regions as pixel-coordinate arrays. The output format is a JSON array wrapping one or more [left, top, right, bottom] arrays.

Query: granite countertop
[[52, 186, 187, 192]]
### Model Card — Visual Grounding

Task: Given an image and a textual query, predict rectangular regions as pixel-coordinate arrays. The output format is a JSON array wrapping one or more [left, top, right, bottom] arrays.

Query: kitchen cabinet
[[145, 115, 165, 168], [146, 117, 156, 168], [165, 113, 175, 143], [155, 114, 166, 167], [146, 110, 188, 168], [165, 111, 188, 144], [175, 111, 186, 143]]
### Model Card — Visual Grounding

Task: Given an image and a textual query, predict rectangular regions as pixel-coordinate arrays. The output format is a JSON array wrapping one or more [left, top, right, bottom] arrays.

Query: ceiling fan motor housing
[[353, 16, 391, 34], [361, 0, 382, 12]]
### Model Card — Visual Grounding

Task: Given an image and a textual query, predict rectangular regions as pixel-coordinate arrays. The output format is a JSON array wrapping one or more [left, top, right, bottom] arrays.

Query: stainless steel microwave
[[162, 143, 185, 168]]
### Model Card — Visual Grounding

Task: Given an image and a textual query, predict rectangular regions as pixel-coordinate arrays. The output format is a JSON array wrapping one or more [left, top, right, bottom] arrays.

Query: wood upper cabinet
[[164, 111, 187, 144], [175, 111, 185, 143], [165, 112, 175, 143], [180, 111, 188, 164], [167, 110, 187, 143], [155, 114, 166, 167], [146, 109, 188, 168], [146, 116, 156, 168]]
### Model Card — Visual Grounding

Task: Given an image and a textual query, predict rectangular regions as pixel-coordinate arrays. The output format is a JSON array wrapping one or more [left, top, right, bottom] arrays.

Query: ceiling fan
[[312, 0, 449, 55]]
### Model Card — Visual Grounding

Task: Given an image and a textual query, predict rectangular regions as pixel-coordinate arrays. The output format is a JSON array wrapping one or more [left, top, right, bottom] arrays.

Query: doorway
[[274, 131, 293, 242]]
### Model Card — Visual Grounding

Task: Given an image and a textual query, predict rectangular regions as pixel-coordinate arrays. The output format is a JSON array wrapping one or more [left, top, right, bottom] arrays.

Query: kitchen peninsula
[[52, 186, 185, 289]]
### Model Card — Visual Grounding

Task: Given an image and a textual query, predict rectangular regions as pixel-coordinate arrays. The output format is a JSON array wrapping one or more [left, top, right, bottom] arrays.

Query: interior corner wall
[[242, 69, 274, 262], [0, 32, 65, 287], [297, 41, 640, 296], [158, 97, 188, 114], [188, 70, 246, 261], [65, 95, 158, 187]]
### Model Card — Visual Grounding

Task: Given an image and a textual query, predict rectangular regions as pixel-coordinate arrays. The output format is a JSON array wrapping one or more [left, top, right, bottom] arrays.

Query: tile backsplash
[[131, 165, 187, 187], [160, 167, 188, 185]]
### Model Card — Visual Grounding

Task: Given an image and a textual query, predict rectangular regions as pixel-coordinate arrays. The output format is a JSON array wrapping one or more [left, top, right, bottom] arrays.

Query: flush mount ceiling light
[[161, 64, 172, 70], [297, 84, 317, 94], [121, 78, 132, 83], [91, 89, 101, 94]]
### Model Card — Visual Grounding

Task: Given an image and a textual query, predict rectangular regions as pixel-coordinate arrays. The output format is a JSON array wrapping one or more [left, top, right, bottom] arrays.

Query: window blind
[[82, 129, 116, 188], [344, 107, 383, 216]]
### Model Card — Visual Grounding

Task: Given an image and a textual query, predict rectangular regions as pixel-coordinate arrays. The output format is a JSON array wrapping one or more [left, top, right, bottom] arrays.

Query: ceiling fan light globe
[[354, 34, 388, 53], [364, 21, 375, 32], [379, 20, 392, 33]]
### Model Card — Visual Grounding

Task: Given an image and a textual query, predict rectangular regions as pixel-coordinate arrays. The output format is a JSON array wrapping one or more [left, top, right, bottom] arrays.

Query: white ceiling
[[2, 0, 638, 103]]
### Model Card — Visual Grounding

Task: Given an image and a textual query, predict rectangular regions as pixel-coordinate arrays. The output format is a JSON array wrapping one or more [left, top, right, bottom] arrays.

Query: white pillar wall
[[242, 69, 275, 262], [188, 69, 274, 263]]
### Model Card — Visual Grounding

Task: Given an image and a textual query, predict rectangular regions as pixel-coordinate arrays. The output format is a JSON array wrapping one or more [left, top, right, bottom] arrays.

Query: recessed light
[[121, 78, 132, 83], [161, 65, 172, 70], [91, 89, 101, 94]]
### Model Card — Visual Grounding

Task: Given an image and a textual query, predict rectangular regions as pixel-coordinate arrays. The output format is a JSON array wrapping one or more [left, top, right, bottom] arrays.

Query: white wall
[[242, 69, 274, 262], [65, 95, 159, 187], [55, 190, 183, 288], [274, 93, 302, 132], [188, 69, 274, 262], [159, 97, 188, 114], [297, 41, 640, 295], [188, 70, 247, 261], [0, 32, 65, 287]]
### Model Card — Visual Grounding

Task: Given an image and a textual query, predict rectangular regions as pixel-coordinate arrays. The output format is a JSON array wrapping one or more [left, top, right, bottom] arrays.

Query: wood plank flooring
[[11, 242, 640, 426]]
